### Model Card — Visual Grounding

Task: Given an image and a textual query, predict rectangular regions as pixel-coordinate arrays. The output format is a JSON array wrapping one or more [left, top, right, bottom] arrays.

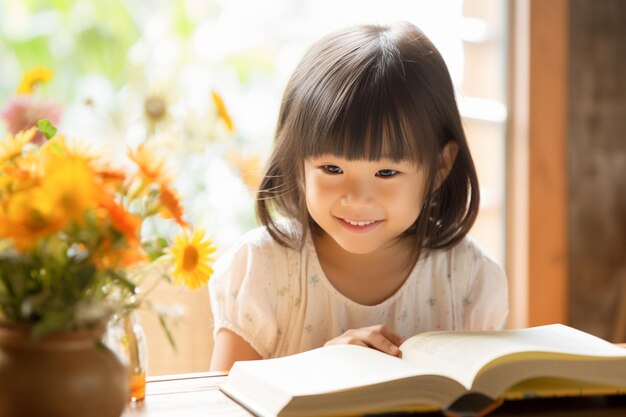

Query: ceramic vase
[[0, 322, 128, 417]]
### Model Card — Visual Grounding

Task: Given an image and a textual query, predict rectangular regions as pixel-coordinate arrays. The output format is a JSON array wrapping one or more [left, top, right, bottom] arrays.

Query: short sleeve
[[209, 229, 283, 358], [456, 240, 509, 331]]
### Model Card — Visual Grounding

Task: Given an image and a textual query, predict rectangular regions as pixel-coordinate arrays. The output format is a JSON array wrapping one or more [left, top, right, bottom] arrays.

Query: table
[[123, 372, 250, 417], [122, 372, 626, 417]]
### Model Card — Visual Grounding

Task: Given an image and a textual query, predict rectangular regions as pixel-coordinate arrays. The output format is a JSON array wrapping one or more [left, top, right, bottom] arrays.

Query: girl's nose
[[340, 181, 374, 208]]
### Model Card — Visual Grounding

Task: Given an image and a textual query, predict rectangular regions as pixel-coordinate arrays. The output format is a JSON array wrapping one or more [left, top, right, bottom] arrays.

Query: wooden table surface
[[123, 372, 251, 417], [122, 371, 626, 417]]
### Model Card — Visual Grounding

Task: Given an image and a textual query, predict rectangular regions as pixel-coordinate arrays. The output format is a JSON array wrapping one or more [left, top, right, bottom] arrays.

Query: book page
[[399, 324, 626, 389], [227, 344, 458, 396], [223, 344, 468, 417]]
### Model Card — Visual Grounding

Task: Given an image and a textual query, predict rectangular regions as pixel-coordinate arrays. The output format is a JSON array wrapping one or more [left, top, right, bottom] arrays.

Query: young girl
[[209, 21, 508, 371]]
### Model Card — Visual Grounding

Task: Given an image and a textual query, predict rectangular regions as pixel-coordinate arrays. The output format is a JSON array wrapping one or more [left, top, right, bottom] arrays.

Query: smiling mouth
[[340, 218, 379, 227]]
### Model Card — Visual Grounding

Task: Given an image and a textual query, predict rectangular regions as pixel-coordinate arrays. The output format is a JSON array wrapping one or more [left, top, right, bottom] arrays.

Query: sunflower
[[17, 67, 53, 94], [40, 134, 103, 162], [0, 128, 36, 165], [171, 229, 215, 289], [39, 155, 98, 224], [0, 186, 66, 250], [211, 90, 234, 133]]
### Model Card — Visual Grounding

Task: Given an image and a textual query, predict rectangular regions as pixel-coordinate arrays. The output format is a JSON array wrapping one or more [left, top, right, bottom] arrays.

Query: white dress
[[209, 223, 508, 359]]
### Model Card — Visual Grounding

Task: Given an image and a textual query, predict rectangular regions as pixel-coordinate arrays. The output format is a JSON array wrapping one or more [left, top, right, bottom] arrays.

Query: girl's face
[[304, 155, 427, 255]]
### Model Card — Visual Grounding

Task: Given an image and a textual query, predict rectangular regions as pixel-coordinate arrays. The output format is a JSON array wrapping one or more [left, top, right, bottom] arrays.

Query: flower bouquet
[[0, 122, 215, 417]]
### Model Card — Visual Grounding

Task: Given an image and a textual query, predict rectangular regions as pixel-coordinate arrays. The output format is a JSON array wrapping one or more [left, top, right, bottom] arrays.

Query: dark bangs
[[290, 29, 437, 167], [299, 65, 432, 166]]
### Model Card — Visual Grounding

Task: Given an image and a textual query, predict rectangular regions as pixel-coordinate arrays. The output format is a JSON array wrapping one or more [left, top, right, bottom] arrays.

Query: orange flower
[[159, 183, 188, 227], [211, 90, 234, 133], [128, 144, 171, 186], [94, 165, 127, 188], [0, 157, 41, 198], [95, 245, 148, 269], [98, 195, 142, 246], [227, 151, 263, 192]]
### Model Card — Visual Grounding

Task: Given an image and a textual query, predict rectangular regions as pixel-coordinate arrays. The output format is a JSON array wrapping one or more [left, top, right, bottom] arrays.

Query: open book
[[221, 324, 626, 417]]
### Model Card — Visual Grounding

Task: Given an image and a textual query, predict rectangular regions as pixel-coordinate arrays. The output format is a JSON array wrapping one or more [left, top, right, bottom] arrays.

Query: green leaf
[[66, 262, 96, 295], [143, 236, 170, 261], [32, 309, 72, 339], [37, 119, 57, 140], [108, 270, 137, 293], [158, 314, 177, 351]]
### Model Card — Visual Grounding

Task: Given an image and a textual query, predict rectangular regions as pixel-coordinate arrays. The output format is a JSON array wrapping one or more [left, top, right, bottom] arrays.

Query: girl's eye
[[376, 169, 398, 178], [321, 165, 343, 174]]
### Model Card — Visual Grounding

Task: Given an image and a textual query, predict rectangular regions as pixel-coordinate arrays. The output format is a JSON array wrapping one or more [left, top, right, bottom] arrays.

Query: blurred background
[[1, 0, 624, 375]]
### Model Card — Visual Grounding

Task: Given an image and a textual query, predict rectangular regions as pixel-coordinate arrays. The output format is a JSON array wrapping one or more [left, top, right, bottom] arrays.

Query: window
[[0, 0, 508, 375]]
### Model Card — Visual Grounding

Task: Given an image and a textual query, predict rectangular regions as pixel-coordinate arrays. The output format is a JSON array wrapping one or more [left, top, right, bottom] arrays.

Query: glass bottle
[[105, 313, 148, 402], [124, 313, 147, 401]]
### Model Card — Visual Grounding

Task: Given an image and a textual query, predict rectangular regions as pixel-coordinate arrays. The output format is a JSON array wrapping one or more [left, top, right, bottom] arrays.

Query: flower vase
[[0, 322, 128, 417]]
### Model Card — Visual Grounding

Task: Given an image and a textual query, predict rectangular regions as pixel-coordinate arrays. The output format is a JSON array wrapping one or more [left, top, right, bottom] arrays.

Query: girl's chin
[[331, 236, 386, 255]]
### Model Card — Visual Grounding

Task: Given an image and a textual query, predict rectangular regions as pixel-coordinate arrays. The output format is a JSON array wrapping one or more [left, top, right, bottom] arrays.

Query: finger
[[359, 329, 401, 357], [373, 325, 404, 347], [324, 336, 368, 348]]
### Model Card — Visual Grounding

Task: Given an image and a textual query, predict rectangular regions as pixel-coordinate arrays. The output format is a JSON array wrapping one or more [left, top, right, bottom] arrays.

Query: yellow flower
[[17, 67, 53, 94], [0, 187, 65, 250], [211, 90, 234, 133], [171, 229, 216, 289], [40, 134, 103, 162], [39, 155, 98, 224], [0, 128, 36, 165]]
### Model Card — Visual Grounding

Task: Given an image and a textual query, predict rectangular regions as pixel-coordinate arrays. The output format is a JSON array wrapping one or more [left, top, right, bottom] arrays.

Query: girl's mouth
[[337, 217, 382, 232], [342, 219, 376, 226]]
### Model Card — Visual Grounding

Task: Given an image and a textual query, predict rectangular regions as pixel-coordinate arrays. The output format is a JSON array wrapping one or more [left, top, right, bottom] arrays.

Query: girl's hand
[[324, 325, 403, 357]]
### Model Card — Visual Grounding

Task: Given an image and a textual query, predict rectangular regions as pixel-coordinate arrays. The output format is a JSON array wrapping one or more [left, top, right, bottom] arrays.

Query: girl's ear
[[435, 141, 459, 189]]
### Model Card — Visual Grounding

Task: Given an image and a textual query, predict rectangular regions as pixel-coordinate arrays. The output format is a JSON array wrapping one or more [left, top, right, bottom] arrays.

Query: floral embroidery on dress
[[243, 313, 254, 324]]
